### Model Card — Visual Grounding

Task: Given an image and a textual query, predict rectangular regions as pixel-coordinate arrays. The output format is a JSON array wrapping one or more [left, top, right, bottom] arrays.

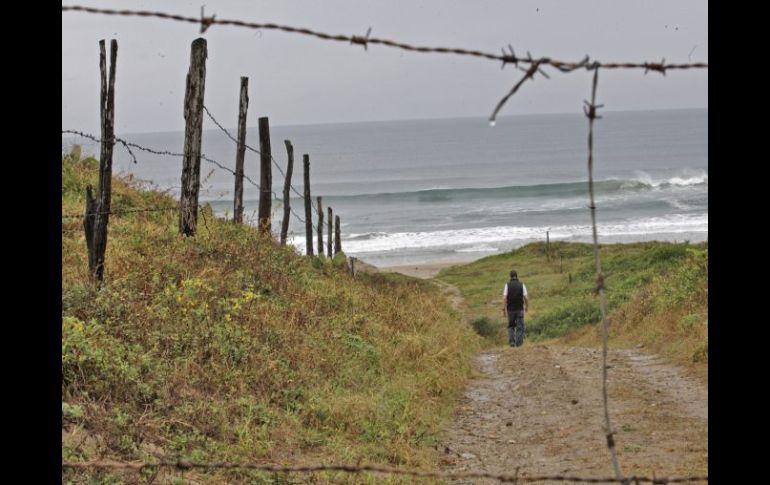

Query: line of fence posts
[[79, 37, 350, 282]]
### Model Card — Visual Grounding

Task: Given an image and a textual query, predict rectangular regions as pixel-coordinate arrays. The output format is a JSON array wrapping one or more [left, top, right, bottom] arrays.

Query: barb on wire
[[351, 26, 372, 50], [61, 6, 708, 72], [500, 44, 519, 69], [644, 58, 668, 76], [199, 6, 215, 34], [61, 460, 707, 483], [583, 67, 623, 481]]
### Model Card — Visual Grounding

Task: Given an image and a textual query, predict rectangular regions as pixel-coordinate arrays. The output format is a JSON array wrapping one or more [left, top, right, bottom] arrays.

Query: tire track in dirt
[[439, 344, 708, 484]]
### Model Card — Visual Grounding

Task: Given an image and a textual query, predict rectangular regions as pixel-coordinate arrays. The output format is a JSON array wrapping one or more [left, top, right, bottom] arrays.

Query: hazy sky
[[62, 1, 707, 134]]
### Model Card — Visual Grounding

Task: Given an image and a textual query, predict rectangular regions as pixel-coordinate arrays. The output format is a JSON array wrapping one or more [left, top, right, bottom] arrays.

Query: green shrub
[[470, 317, 498, 338]]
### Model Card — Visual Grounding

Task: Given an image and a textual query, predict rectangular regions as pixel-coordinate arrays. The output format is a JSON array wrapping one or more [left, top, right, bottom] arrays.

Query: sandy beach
[[374, 260, 466, 279]]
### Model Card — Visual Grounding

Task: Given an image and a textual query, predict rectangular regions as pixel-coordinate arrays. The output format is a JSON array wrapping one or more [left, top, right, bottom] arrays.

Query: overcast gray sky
[[62, 1, 707, 134]]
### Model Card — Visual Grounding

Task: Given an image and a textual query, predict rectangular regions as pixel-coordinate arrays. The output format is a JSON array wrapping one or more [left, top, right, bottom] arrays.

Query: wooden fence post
[[84, 38, 117, 282], [233, 76, 249, 223], [546, 230, 550, 261], [327, 206, 333, 257], [179, 38, 207, 236], [280, 140, 294, 245], [317, 196, 324, 256], [334, 215, 342, 256], [257, 116, 272, 234], [303, 154, 313, 255]]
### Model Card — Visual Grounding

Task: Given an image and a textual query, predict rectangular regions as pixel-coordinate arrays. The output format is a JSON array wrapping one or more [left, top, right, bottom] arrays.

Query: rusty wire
[[61, 460, 707, 483], [60, 5, 708, 73], [62, 130, 315, 230], [62, 5, 706, 121]]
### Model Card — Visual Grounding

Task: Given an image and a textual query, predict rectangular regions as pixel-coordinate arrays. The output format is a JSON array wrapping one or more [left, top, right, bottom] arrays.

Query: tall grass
[[62, 154, 480, 483]]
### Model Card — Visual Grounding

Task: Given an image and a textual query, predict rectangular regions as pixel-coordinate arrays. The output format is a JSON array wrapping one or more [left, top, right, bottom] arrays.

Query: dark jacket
[[506, 279, 525, 311]]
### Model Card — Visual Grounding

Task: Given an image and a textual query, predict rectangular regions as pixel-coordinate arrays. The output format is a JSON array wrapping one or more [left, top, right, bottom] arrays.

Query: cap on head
[[510, 270, 518, 279]]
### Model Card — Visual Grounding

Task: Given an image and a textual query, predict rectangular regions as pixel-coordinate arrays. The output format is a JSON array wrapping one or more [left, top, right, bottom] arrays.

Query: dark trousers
[[507, 310, 525, 347]]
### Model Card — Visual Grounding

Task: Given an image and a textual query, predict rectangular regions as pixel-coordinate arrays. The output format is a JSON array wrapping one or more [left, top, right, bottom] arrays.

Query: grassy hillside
[[436, 240, 707, 369], [61, 153, 481, 484], [565, 245, 708, 377]]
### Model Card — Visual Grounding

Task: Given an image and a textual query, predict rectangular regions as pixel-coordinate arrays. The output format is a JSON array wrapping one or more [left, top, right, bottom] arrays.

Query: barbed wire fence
[[61, 460, 707, 484], [61, 5, 708, 484], [61, 129, 317, 233]]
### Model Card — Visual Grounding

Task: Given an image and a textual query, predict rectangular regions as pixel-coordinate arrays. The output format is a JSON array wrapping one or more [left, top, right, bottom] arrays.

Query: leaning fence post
[[334, 215, 342, 256], [280, 140, 294, 245], [327, 206, 333, 257], [303, 154, 313, 256], [179, 38, 207, 236], [233, 76, 249, 223], [317, 196, 324, 256], [257, 117, 272, 234], [85, 39, 117, 282]]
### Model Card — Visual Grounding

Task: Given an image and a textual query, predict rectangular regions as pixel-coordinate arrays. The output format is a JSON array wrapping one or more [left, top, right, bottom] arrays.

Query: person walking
[[503, 270, 529, 347]]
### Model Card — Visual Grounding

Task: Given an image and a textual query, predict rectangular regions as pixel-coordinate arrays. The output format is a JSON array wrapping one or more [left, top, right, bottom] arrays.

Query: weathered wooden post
[[85, 39, 117, 281], [303, 154, 313, 255], [257, 117, 272, 234], [179, 38, 207, 236], [233, 77, 249, 223], [350, 257, 356, 276], [560, 252, 564, 273], [546, 230, 550, 261], [280, 140, 294, 245], [327, 206, 333, 257], [317, 196, 324, 256], [334, 215, 342, 256]]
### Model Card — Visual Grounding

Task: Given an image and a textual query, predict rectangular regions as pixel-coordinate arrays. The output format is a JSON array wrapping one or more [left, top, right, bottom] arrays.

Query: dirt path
[[385, 264, 706, 481], [439, 345, 708, 483]]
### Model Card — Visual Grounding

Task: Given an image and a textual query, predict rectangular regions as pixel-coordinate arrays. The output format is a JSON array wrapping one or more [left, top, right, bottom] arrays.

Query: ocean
[[63, 108, 708, 267]]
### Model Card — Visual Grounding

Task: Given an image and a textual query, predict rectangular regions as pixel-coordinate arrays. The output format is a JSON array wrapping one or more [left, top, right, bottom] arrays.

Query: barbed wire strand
[[583, 67, 623, 480], [60, 5, 708, 73], [489, 60, 543, 124], [202, 106, 319, 214], [61, 460, 707, 483], [63, 130, 317, 230], [61, 6, 706, 121], [202, 106, 332, 255]]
